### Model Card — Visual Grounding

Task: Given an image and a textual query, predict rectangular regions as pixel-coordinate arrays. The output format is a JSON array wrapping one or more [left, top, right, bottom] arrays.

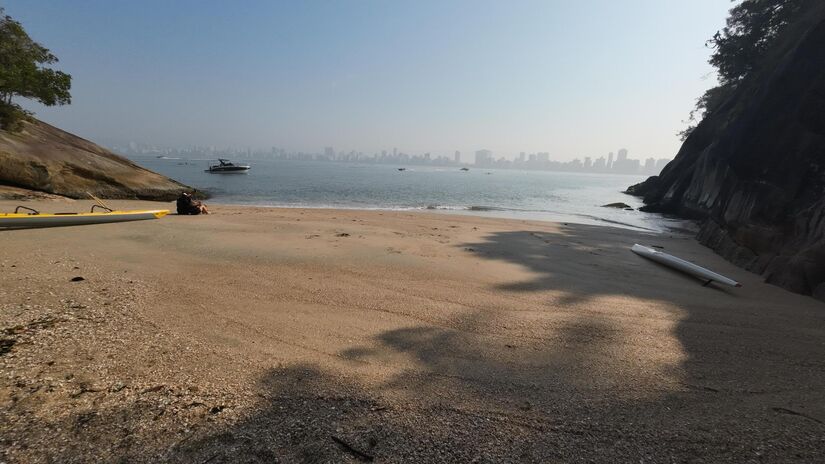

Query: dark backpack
[[176, 194, 200, 215]]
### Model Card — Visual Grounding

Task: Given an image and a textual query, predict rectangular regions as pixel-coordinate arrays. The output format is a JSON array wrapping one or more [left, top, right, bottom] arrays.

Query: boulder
[[0, 118, 194, 200]]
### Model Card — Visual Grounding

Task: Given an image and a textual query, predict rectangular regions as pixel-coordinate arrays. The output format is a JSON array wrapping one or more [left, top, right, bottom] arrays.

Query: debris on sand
[[331, 435, 375, 462]]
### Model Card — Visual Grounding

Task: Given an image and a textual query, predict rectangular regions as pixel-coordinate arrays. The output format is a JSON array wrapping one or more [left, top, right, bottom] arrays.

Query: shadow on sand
[[62, 225, 825, 462]]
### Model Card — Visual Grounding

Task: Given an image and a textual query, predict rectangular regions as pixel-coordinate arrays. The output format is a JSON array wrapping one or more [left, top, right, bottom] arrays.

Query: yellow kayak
[[0, 206, 169, 229]]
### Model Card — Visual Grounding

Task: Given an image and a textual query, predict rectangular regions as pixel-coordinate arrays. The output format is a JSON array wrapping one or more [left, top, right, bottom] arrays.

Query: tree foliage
[[680, 0, 808, 140], [0, 8, 71, 130]]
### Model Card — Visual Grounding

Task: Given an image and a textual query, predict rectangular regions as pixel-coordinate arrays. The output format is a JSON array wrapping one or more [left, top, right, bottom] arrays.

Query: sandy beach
[[2, 199, 824, 463]]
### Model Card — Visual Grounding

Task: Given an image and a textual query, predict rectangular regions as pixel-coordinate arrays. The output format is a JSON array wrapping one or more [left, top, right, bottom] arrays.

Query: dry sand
[[1, 199, 824, 463]]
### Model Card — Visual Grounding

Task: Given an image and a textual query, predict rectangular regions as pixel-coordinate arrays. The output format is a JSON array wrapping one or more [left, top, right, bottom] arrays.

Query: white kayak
[[0, 209, 169, 229], [631, 244, 741, 287]]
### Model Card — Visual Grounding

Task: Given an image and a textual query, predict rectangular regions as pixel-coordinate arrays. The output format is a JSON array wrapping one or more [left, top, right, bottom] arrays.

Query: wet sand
[[1, 199, 824, 463]]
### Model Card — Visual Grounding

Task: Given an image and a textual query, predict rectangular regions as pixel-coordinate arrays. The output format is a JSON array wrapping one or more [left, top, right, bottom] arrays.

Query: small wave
[[573, 213, 657, 232], [426, 204, 560, 213], [468, 205, 511, 212], [207, 200, 661, 232]]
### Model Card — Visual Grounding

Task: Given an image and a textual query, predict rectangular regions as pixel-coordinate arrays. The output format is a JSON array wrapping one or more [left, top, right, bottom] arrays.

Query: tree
[[0, 8, 71, 130], [680, 0, 808, 140]]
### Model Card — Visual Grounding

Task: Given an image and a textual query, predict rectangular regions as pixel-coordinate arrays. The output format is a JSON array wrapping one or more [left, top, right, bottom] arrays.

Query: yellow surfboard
[[0, 209, 169, 229]]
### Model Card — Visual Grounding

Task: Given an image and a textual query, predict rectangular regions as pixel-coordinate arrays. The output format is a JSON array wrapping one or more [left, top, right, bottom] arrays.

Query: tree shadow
[[16, 224, 825, 462], [165, 225, 824, 462]]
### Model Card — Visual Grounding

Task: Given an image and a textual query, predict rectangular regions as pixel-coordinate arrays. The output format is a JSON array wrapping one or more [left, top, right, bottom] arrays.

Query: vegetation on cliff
[[629, 0, 825, 297], [0, 8, 71, 131], [680, 0, 811, 140], [0, 8, 196, 200]]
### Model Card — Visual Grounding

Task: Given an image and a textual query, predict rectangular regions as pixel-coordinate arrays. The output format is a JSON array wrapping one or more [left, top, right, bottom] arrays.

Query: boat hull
[[0, 210, 169, 229], [631, 244, 741, 287], [205, 166, 250, 173]]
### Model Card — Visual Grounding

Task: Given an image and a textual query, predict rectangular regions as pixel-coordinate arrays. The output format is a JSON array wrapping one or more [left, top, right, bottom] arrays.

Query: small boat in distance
[[397, 167, 406, 171], [206, 159, 251, 173], [460, 167, 469, 171]]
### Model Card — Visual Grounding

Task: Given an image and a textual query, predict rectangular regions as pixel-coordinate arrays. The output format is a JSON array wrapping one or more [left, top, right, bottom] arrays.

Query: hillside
[[0, 118, 192, 200], [628, 2, 825, 297]]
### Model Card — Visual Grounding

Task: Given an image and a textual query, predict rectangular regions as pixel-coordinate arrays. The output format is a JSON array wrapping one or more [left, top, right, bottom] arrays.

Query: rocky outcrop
[[0, 118, 193, 201], [627, 3, 825, 297]]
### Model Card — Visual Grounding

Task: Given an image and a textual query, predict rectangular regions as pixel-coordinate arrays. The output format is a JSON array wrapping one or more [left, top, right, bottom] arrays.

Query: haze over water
[[132, 157, 680, 232]]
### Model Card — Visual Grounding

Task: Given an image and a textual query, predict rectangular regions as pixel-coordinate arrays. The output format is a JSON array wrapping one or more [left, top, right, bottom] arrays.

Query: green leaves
[[680, 0, 808, 139], [0, 8, 72, 130], [709, 0, 803, 86]]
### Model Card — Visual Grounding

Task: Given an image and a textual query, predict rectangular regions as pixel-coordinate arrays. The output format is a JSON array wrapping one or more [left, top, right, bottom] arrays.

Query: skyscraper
[[644, 157, 656, 174], [454, 151, 461, 163], [607, 152, 614, 170], [475, 149, 493, 166]]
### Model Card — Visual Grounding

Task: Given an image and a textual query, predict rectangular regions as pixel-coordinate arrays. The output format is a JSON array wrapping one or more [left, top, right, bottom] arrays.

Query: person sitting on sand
[[176, 192, 209, 215]]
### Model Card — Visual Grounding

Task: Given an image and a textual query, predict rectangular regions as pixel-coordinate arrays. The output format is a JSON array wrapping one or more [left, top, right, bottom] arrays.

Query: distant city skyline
[[5, 1, 730, 161], [115, 141, 670, 176]]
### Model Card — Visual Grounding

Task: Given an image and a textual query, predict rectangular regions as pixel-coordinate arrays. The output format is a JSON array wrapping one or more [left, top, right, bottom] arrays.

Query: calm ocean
[[130, 157, 678, 232]]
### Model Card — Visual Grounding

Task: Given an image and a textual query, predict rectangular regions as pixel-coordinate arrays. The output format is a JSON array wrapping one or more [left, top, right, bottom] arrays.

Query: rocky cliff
[[628, 3, 825, 298], [0, 118, 192, 201]]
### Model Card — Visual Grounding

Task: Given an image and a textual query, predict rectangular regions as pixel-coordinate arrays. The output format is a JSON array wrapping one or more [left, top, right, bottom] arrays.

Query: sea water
[[130, 157, 679, 232]]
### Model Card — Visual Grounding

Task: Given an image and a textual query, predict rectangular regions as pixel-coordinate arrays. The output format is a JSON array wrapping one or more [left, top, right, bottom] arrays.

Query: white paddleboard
[[631, 244, 741, 287]]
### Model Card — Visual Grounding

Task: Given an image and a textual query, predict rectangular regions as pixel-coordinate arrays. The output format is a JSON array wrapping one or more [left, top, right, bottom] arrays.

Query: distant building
[[656, 158, 670, 172], [475, 149, 493, 166], [324, 146, 335, 159], [537, 152, 549, 163], [607, 152, 614, 170], [644, 157, 656, 174], [584, 157, 592, 169], [454, 151, 461, 163], [612, 149, 639, 174]]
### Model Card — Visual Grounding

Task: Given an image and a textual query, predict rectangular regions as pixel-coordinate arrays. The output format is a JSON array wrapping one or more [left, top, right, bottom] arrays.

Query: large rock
[[0, 118, 193, 201], [627, 3, 825, 297]]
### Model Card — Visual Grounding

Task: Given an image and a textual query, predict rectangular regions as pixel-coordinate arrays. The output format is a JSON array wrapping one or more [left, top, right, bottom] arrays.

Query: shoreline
[[2, 200, 823, 462], [0, 193, 686, 233], [123, 156, 664, 232]]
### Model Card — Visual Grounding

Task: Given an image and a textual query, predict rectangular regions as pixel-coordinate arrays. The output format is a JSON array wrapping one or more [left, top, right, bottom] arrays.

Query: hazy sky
[[6, 1, 730, 160]]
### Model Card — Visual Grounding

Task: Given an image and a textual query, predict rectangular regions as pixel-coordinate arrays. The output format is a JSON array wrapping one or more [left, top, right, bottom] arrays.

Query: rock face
[[627, 4, 825, 297], [0, 118, 193, 201]]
